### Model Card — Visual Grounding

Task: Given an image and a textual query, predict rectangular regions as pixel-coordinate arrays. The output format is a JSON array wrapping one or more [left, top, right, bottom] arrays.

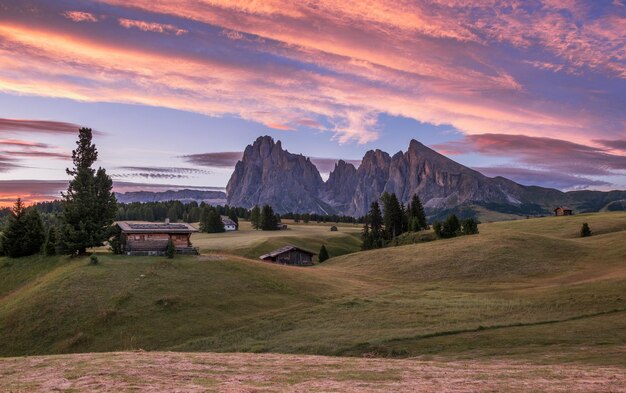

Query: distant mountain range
[[226, 136, 626, 218], [115, 189, 226, 205]]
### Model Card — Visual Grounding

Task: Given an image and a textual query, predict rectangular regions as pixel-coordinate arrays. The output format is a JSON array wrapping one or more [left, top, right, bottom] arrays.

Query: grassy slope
[[192, 220, 363, 260], [0, 212, 625, 367]]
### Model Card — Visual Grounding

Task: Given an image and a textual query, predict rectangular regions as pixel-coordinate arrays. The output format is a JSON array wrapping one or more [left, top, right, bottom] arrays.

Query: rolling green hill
[[1, 214, 625, 367]]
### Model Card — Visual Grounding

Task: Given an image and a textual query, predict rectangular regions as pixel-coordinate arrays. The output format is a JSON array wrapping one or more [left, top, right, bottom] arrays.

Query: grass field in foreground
[[2, 351, 624, 392], [0, 212, 625, 368]]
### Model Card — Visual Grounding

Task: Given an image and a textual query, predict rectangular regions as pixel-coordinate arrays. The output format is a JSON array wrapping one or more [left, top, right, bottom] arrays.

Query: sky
[[0, 0, 625, 205]]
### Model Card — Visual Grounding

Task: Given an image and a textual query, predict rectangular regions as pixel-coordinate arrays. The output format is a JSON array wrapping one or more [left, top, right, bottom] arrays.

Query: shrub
[[580, 223, 592, 237], [89, 255, 99, 265], [318, 245, 329, 263], [433, 221, 442, 237], [438, 215, 461, 238], [166, 239, 175, 259], [461, 218, 479, 235]]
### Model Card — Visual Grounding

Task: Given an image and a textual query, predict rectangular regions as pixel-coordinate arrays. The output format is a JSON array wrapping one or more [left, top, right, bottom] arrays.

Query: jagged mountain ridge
[[115, 189, 226, 204], [226, 136, 626, 217]]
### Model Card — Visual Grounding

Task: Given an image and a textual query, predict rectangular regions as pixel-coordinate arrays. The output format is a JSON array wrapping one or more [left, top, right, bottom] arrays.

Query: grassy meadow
[[1, 212, 625, 369]]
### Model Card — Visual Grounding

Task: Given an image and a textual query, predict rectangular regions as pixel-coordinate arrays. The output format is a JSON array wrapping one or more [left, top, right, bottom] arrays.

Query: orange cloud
[[265, 122, 292, 131], [0, 1, 623, 146]]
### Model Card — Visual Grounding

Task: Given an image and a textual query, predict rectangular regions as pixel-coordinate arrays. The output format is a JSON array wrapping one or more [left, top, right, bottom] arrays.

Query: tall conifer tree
[[58, 128, 117, 255]]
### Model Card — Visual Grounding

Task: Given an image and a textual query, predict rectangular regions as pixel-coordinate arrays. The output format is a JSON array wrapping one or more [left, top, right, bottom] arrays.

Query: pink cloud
[[0, 118, 82, 134], [0, 139, 49, 148], [0, 1, 623, 146], [62, 11, 98, 23], [118, 18, 187, 36], [434, 134, 626, 176], [265, 122, 292, 131]]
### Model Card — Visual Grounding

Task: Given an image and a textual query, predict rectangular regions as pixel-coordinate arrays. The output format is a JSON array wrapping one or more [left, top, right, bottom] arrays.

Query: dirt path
[[1, 351, 625, 392]]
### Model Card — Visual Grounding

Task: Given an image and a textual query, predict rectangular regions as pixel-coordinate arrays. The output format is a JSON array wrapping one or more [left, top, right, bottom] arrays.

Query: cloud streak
[[113, 166, 211, 179], [475, 166, 611, 189], [0, 118, 83, 134], [0, 179, 225, 206], [181, 150, 360, 173], [0, 1, 622, 147], [118, 18, 187, 36], [435, 133, 626, 178]]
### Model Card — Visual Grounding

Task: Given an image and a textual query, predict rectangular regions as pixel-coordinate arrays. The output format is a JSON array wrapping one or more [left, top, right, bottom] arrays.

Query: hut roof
[[221, 216, 237, 226], [554, 206, 573, 211], [117, 221, 198, 234], [259, 245, 316, 260]]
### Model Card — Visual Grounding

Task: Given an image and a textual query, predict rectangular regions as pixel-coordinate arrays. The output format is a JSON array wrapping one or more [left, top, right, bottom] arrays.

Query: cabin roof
[[117, 221, 198, 234], [221, 216, 237, 226], [554, 206, 573, 211], [259, 245, 316, 260]]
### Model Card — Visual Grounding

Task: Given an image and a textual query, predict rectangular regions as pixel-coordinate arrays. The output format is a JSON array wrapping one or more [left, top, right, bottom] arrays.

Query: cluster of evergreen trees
[[249, 204, 281, 230], [116, 202, 248, 224], [281, 212, 362, 224], [0, 199, 45, 258], [0, 128, 117, 258], [362, 193, 429, 250], [198, 206, 236, 233], [432, 214, 479, 238]]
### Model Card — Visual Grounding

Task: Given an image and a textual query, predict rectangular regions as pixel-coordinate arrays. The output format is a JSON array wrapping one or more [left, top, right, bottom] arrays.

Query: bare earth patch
[[1, 351, 625, 392]]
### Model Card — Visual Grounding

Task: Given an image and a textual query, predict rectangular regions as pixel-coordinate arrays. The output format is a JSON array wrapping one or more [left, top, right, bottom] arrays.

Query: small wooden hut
[[116, 221, 198, 255], [554, 207, 573, 216], [259, 245, 316, 266]]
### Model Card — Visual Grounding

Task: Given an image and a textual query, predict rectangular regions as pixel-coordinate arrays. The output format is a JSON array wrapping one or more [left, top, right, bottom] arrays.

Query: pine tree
[[580, 223, 592, 237], [58, 128, 117, 255], [200, 207, 225, 233], [381, 192, 403, 239], [0, 199, 45, 258], [318, 245, 329, 263], [228, 210, 239, 227], [408, 194, 427, 231], [368, 201, 385, 248], [250, 205, 261, 230], [361, 220, 373, 250], [44, 227, 57, 256], [260, 204, 278, 230]]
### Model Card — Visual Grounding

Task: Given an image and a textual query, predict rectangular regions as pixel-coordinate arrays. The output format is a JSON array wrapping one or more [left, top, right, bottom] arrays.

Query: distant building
[[330, 225, 338, 231], [116, 221, 198, 256], [554, 207, 573, 216], [259, 245, 316, 266], [221, 216, 238, 231]]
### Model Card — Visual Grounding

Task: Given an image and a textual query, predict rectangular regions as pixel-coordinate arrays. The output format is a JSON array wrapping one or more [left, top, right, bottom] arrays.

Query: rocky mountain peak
[[225, 136, 617, 218], [226, 136, 327, 214]]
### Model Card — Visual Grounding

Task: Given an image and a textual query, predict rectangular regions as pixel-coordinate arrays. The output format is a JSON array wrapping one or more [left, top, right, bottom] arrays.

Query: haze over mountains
[[226, 136, 626, 217]]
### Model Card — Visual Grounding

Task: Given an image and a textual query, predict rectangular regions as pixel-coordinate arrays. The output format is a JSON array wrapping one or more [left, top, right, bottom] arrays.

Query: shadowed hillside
[[1, 212, 625, 367]]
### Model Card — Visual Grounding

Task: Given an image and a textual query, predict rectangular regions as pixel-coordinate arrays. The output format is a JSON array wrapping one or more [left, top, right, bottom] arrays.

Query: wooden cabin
[[221, 216, 238, 231], [116, 221, 198, 256], [259, 245, 316, 266], [554, 207, 573, 216]]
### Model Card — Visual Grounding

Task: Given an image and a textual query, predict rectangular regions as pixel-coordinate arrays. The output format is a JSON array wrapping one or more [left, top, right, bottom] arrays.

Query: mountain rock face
[[226, 136, 328, 213], [115, 189, 226, 204], [226, 136, 626, 216], [323, 160, 358, 213]]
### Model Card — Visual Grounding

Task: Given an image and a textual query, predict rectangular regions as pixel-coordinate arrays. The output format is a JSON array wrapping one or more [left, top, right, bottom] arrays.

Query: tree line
[[1, 128, 117, 258], [361, 192, 478, 250]]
